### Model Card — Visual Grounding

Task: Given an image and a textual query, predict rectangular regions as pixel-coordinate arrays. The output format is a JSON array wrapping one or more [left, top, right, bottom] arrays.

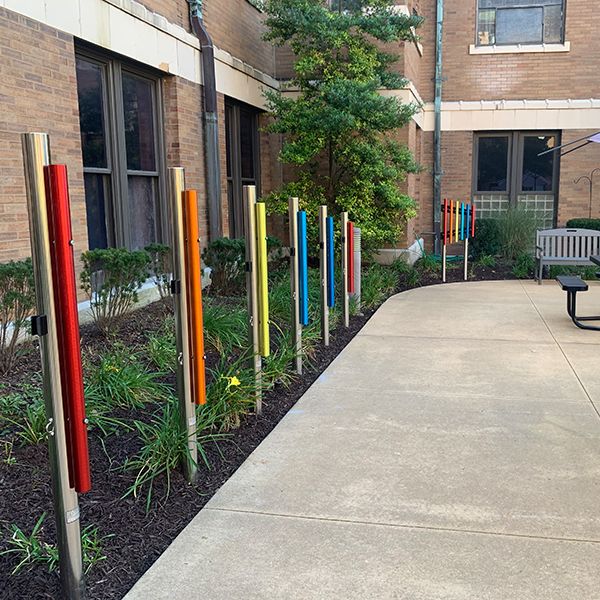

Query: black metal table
[[556, 257, 600, 330]]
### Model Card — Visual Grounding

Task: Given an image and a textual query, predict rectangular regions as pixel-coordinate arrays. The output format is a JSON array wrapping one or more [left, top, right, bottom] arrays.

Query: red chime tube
[[44, 165, 91, 494], [471, 203, 476, 237], [347, 221, 355, 294]]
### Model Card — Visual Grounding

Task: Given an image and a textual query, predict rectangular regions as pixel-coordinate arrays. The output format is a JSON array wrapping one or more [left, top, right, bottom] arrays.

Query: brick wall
[[136, 0, 190, 31], [439, 0, 599, 102], [162, 75, 211, 246], [204, 0, 275, 76], [0, 7, 86, 264], [557, 130, 600, 225]]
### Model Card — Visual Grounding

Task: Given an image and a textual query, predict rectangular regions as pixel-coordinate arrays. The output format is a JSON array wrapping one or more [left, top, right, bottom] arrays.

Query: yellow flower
[[229, 376, 241, 387]]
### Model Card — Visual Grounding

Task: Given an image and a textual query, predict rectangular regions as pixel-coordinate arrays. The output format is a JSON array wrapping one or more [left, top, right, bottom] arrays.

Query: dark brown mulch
[[0, 298, 374, 600]]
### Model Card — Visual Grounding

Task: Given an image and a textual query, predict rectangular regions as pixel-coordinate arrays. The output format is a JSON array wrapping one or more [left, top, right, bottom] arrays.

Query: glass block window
[[477, 0, 565, 46]]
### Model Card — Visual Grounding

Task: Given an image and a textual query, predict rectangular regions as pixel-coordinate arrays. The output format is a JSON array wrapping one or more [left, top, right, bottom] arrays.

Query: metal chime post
[[341, 212, 349, 328], [289, 198, 302, 374], [168, 167, 198, 483], [244, 185, 262, 412], [319, 205, 329, 346], [22, 132, 84, 600]]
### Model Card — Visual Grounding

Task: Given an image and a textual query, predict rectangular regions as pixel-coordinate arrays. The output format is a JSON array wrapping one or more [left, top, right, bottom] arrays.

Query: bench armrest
[[535, 245, 543, 259]]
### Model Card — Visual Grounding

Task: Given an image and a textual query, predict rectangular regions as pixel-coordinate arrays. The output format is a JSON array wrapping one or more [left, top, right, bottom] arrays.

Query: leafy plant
[[147, 321, 177, 373], [565, 218, 600, 231], [415, 252, 440, 275], [0, 514, 111, 575], [84, 345, 168, 410], [549, 265, 599, 280], [80, 248, 150, 334], [123, 395, 225, 511], [0, 377, 46, 446], [144, 243, 172, 299], [0, 258, 35, 375], [262, 0, 422, 251], [203, 300, 248, 353], [361, 263, 398, 308], [512, 252, 535, 279], [475, 254, 496, 268], [470, 219, 502, 259]]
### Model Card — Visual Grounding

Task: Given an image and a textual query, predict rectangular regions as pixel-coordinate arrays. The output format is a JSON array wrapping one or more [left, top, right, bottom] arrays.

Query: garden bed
[[0, 259, 518, 599]]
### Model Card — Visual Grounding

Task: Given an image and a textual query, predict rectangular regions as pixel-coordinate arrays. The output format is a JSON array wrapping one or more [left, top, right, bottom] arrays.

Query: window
[[477, 0, 565, 46], [474, 132, 559, 225], [225, 99, 260, 238], [76, 50, 165, 250]]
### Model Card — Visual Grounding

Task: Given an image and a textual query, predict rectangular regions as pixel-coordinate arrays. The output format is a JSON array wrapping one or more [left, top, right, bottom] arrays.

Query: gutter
[[433, 0, 444, 254], [188, 0, 222, 241]]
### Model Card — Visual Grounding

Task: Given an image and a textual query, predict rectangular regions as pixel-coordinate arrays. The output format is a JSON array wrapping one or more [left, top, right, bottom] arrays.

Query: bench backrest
[[536, 228, 600, 259]]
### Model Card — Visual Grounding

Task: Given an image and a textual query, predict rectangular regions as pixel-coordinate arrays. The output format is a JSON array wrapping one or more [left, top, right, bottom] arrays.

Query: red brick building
[[0, 0, 598, 264]]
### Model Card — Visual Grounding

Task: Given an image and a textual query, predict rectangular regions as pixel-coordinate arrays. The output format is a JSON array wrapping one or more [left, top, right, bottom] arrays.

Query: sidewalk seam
[[204, 506, 600, 545]]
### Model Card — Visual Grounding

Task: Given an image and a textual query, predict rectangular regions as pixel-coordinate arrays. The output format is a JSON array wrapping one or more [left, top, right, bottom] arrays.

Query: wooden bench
[[556, 275, 600, 331], [536, 228, 600, 284]]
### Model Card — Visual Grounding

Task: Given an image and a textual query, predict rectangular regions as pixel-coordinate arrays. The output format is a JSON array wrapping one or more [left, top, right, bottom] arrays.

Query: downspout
[[433, 0, 444, 254], [188, 0, 222, 241]]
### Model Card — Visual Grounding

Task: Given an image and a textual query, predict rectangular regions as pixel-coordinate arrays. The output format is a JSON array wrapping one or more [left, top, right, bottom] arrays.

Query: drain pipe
[[433, 0, 444, 255], [188, 0, 222, 241]]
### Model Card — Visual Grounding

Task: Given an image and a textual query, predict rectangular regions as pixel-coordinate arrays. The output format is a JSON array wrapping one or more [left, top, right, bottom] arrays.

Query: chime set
[[441, 198, 477, 282]]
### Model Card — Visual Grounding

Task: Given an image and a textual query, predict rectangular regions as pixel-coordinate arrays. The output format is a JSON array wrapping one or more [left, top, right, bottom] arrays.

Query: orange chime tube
[[182, 190, 207, 405], [44, 165, 91, 494]]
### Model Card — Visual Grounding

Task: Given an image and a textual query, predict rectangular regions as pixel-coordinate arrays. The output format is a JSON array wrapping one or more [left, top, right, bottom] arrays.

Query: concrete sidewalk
[[125, 280, 600, 600]]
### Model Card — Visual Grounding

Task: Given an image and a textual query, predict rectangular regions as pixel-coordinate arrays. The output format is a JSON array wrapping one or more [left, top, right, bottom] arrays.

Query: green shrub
[[549, 265, 599, 280], [512, 253, 536, 279], [147, 326, 177, 373], [202, 236, 283, 296], [80, 248, 150, 334], [497, 208, 541, 261], [0, 258, 35, 375], [0, 377, 46, 446], [144, 243, 171, 299], [470, 219, 502, 259], [565, 218, 600, 231]]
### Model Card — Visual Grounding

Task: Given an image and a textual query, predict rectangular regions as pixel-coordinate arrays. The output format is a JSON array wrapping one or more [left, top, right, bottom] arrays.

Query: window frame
[[76, 45, 168, 251], [225, 98, 261, 238], [472, 130, 561, 221], [475, 0, 567, 47]]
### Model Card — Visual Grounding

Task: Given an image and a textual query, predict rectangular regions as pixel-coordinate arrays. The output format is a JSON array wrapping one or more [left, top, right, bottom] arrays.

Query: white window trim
[[469, 41, 570, 55]]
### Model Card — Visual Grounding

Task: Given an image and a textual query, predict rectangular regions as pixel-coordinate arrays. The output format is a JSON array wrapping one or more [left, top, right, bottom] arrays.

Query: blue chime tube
[[326, 216, 335, 308], [297, 210, 309, 325]]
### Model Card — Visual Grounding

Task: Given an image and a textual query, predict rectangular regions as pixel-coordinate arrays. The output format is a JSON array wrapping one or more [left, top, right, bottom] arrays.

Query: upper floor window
[[76, 49, 165, 251], [477, 0, 565, 46]]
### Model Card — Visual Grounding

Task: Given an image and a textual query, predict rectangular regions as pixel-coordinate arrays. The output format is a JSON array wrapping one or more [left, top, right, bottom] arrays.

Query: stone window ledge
[[469, 42, 570, 55]]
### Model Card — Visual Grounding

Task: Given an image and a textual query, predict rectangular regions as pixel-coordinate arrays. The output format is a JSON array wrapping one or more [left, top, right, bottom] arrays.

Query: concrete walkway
[[126, 280, 600, 600]]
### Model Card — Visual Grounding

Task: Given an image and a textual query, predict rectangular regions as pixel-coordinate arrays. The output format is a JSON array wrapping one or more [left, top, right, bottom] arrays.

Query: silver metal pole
[[352, 227, 362, 313], [341, 212, 349, 328], [464, 239, 469, 281], [21, 133, 84, 600], [244, 185, 262, 413], [168, 167, 198, 483], [442, 244, 447, 283], [319, 205, 329, 346], [288, 198, 302, 374]]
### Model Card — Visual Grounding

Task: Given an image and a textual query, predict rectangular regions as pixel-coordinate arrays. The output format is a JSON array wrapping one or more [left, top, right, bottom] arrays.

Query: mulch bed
[[0, 264, 517, 600]]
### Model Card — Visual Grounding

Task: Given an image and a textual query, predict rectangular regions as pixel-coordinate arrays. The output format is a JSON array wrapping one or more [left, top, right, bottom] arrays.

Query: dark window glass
[[477, 137, 509, 192], [76, 58, 107, 168], [544, 4, 563, 43], [122, 73, 156, 171], [521, 136, 555, 192], [128, 176, 158, 249], [497, 7, 543, 44], [240, 108, 256, 180], [83, 174, 109, 249]]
